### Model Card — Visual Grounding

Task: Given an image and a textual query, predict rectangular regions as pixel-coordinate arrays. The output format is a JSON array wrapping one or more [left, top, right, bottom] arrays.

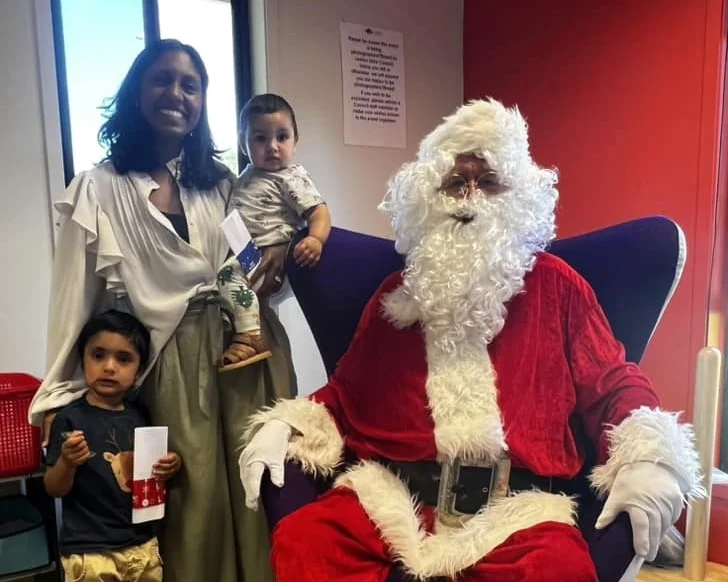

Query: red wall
[[463, 0, 727, 562]]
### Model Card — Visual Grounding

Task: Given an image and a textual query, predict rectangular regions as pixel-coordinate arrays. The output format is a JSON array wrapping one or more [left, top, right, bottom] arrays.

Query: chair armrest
[[261, 460, 330, 530]]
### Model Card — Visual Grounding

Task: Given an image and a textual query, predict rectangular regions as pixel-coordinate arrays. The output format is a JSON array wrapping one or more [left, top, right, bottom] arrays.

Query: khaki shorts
[[61, 537, 162, 582]]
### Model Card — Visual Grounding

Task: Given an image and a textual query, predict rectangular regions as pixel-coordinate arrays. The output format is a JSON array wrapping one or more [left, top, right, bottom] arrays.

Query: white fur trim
[[243, 398, 344, 477], [426, 348, 507, 462], [382, 279, 509, 461], [381, 286, 421, 328], [590, 407, 704, 499], [336, 461, 577, 579]]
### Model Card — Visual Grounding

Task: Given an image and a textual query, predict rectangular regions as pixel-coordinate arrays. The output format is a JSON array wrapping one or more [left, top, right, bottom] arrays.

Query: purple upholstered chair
[[262, 216, 686, 582]]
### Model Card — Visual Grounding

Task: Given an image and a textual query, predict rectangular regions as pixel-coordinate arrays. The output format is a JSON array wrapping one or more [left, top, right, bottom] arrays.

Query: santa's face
[[440, 155, 508, 203], [394, 152, 556, 353], [429, 154, 509, 227]]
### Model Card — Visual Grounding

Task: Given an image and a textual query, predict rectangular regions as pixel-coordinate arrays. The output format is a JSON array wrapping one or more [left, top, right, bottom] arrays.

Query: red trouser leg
[[459, 522, 598, 582], [272, 489, 597, 582], [271, 487, 392, 582]]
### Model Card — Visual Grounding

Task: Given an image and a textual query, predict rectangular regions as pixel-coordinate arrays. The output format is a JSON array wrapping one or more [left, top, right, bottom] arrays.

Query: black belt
[[382, 459, 581, 515]]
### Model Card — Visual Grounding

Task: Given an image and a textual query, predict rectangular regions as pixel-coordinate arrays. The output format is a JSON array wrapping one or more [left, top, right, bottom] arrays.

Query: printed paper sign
[[340, 21, 406, 148]]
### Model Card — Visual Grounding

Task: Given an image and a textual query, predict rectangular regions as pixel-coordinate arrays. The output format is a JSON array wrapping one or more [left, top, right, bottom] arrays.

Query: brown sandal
[[219, 331, 272, 372]]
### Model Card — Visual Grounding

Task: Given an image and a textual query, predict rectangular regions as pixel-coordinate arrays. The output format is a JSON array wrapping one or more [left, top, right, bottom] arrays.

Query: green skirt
[[141, 295, 297, 582]]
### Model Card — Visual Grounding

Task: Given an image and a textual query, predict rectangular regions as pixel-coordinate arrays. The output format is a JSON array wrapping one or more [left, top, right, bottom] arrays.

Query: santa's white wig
[[379, 99, 560, 353]]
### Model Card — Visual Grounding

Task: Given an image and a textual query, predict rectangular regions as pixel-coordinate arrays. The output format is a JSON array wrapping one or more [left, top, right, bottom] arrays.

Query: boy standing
[[44, 310, 180, 581]]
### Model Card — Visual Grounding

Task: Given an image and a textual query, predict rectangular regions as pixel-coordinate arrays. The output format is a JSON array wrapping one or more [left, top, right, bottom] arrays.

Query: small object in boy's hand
[[61, 431, 96, 458], [60, 431, 93, 466]]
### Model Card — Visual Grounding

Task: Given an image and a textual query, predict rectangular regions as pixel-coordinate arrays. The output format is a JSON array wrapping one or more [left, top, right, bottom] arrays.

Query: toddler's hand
[[153, 452, 182, 481], [293, 236, 323, 268], [61, 431, 91, 467]]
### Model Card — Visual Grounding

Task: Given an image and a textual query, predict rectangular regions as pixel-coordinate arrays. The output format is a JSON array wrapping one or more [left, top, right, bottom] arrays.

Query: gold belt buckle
[[436, 455, 511, 526]]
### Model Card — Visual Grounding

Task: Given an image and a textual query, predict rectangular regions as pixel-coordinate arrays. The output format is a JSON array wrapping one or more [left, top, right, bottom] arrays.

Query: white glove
[[238, 419, 292, 510], [595, 461, 684, 562]]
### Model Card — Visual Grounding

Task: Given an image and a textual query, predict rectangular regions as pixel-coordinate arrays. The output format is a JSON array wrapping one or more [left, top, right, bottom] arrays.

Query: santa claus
[[239, 99, 703, 581]]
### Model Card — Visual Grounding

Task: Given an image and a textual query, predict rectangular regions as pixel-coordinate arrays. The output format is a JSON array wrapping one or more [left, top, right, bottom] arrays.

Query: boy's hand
[[293, 236, 323, 268], [153, 453, 182, 481], [61, 431, 91, 467]]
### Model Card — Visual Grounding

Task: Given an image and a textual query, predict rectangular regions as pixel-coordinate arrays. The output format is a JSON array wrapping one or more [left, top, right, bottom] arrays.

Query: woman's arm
[[29, 174, 108, 428]]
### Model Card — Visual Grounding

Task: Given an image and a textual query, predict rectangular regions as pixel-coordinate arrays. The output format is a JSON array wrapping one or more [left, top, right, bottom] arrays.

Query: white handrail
[[684, 347, 722, 580]]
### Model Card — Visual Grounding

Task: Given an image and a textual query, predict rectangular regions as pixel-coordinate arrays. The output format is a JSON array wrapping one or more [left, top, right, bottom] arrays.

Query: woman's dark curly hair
[[98, 39, 226, 190]]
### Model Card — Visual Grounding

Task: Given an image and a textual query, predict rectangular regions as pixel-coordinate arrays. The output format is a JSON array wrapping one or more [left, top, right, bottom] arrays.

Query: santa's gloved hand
[[238, 419, 292, 510], [595, 461, 684, 562]]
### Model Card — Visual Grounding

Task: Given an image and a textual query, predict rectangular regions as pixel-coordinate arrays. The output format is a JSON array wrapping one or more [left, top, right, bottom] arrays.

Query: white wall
[[0, 0, 462, 396], [0, 0, 63, 378], [257, 0, 464, 394]]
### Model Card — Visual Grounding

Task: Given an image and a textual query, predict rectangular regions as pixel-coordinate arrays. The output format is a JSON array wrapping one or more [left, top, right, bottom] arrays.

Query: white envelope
[[220, 211, 264, 292], [132, 426, 168, 524]]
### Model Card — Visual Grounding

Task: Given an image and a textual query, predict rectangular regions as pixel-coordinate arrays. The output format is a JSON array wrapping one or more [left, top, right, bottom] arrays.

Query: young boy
[[44, 310, 181, 582]]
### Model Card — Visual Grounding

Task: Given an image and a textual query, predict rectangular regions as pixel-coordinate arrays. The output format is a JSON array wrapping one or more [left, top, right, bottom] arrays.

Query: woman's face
[[140, 50, 204, 142]]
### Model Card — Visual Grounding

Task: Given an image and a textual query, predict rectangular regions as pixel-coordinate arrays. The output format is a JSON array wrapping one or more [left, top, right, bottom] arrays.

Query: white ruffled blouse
[[29, 158, 234, 424]]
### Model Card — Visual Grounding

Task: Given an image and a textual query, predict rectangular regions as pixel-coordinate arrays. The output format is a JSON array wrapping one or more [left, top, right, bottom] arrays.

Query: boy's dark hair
[[77, 310, 151, 369], [98, 38, 226, 190], [239, 93, 299, 142]]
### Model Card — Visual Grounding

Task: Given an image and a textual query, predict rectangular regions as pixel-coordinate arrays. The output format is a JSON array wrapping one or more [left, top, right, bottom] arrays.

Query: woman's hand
[[251, 243, 288, 298]]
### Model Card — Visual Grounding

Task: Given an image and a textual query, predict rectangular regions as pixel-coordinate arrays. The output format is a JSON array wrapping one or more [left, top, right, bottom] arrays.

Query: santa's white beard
[[401, 190, 552, 358]]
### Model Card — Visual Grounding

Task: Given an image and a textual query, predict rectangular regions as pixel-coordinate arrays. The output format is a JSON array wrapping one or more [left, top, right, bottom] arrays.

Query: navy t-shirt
[[46, 397, 154, 556]]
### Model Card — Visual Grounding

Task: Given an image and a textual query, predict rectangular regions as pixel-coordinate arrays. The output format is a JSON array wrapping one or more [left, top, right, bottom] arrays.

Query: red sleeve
[[567, 282, 661, 464]]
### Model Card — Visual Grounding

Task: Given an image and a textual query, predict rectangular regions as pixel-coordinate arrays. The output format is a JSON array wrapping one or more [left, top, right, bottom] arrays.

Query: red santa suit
[[246, 253, 699, 582]]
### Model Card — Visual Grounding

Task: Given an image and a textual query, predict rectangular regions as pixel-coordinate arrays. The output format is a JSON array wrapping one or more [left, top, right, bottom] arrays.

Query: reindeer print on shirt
[[103, 428, 134, 493]]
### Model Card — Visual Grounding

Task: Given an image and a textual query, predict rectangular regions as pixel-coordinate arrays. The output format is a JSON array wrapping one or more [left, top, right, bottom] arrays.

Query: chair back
[[286, 216, 685, 374]]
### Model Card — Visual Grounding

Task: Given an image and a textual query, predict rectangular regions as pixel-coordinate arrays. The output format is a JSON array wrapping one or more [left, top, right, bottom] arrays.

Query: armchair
[[262, 216, 686, 581]]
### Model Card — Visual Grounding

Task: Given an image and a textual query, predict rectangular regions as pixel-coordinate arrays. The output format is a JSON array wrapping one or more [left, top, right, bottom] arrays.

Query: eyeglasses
[[439, 171, 505, 198]]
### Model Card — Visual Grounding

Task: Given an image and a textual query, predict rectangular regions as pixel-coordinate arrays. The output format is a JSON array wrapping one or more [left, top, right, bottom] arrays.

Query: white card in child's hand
[[220, 211, 264, 292], [132, 426, 168, 524], [221, 211, 252, 257]]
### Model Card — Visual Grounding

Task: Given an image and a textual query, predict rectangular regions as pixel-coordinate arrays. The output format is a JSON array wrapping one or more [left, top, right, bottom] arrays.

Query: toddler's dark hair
[[77, 310, 151, 369], [239, 93, 299, 141]]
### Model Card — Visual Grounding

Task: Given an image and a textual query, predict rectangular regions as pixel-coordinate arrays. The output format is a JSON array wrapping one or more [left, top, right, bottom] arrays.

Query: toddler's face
[[82, 331, 140, 402], [243, 111, 297, 172]]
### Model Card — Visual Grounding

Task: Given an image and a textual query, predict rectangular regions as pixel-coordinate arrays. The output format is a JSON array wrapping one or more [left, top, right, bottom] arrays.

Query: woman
[[29, 39, 295, 581]]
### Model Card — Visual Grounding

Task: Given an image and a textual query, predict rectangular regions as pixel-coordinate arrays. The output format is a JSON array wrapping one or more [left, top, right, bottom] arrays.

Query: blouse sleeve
[[28, 172, 124, 425]]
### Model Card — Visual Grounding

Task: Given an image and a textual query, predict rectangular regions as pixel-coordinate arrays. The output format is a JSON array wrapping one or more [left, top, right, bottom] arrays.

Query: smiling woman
[[97, 40, 224, 191], [53, 0, 244, 179], [139, 51, 203, 141], [30, 38, 294, 582]]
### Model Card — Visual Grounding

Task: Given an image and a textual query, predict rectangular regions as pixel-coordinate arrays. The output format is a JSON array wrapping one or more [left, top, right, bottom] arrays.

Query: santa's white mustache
[[433, 191, 489, 224]]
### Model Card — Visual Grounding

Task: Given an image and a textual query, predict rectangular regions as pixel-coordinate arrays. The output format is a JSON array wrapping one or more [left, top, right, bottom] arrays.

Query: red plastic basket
[[0, 373, 42, 478]]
